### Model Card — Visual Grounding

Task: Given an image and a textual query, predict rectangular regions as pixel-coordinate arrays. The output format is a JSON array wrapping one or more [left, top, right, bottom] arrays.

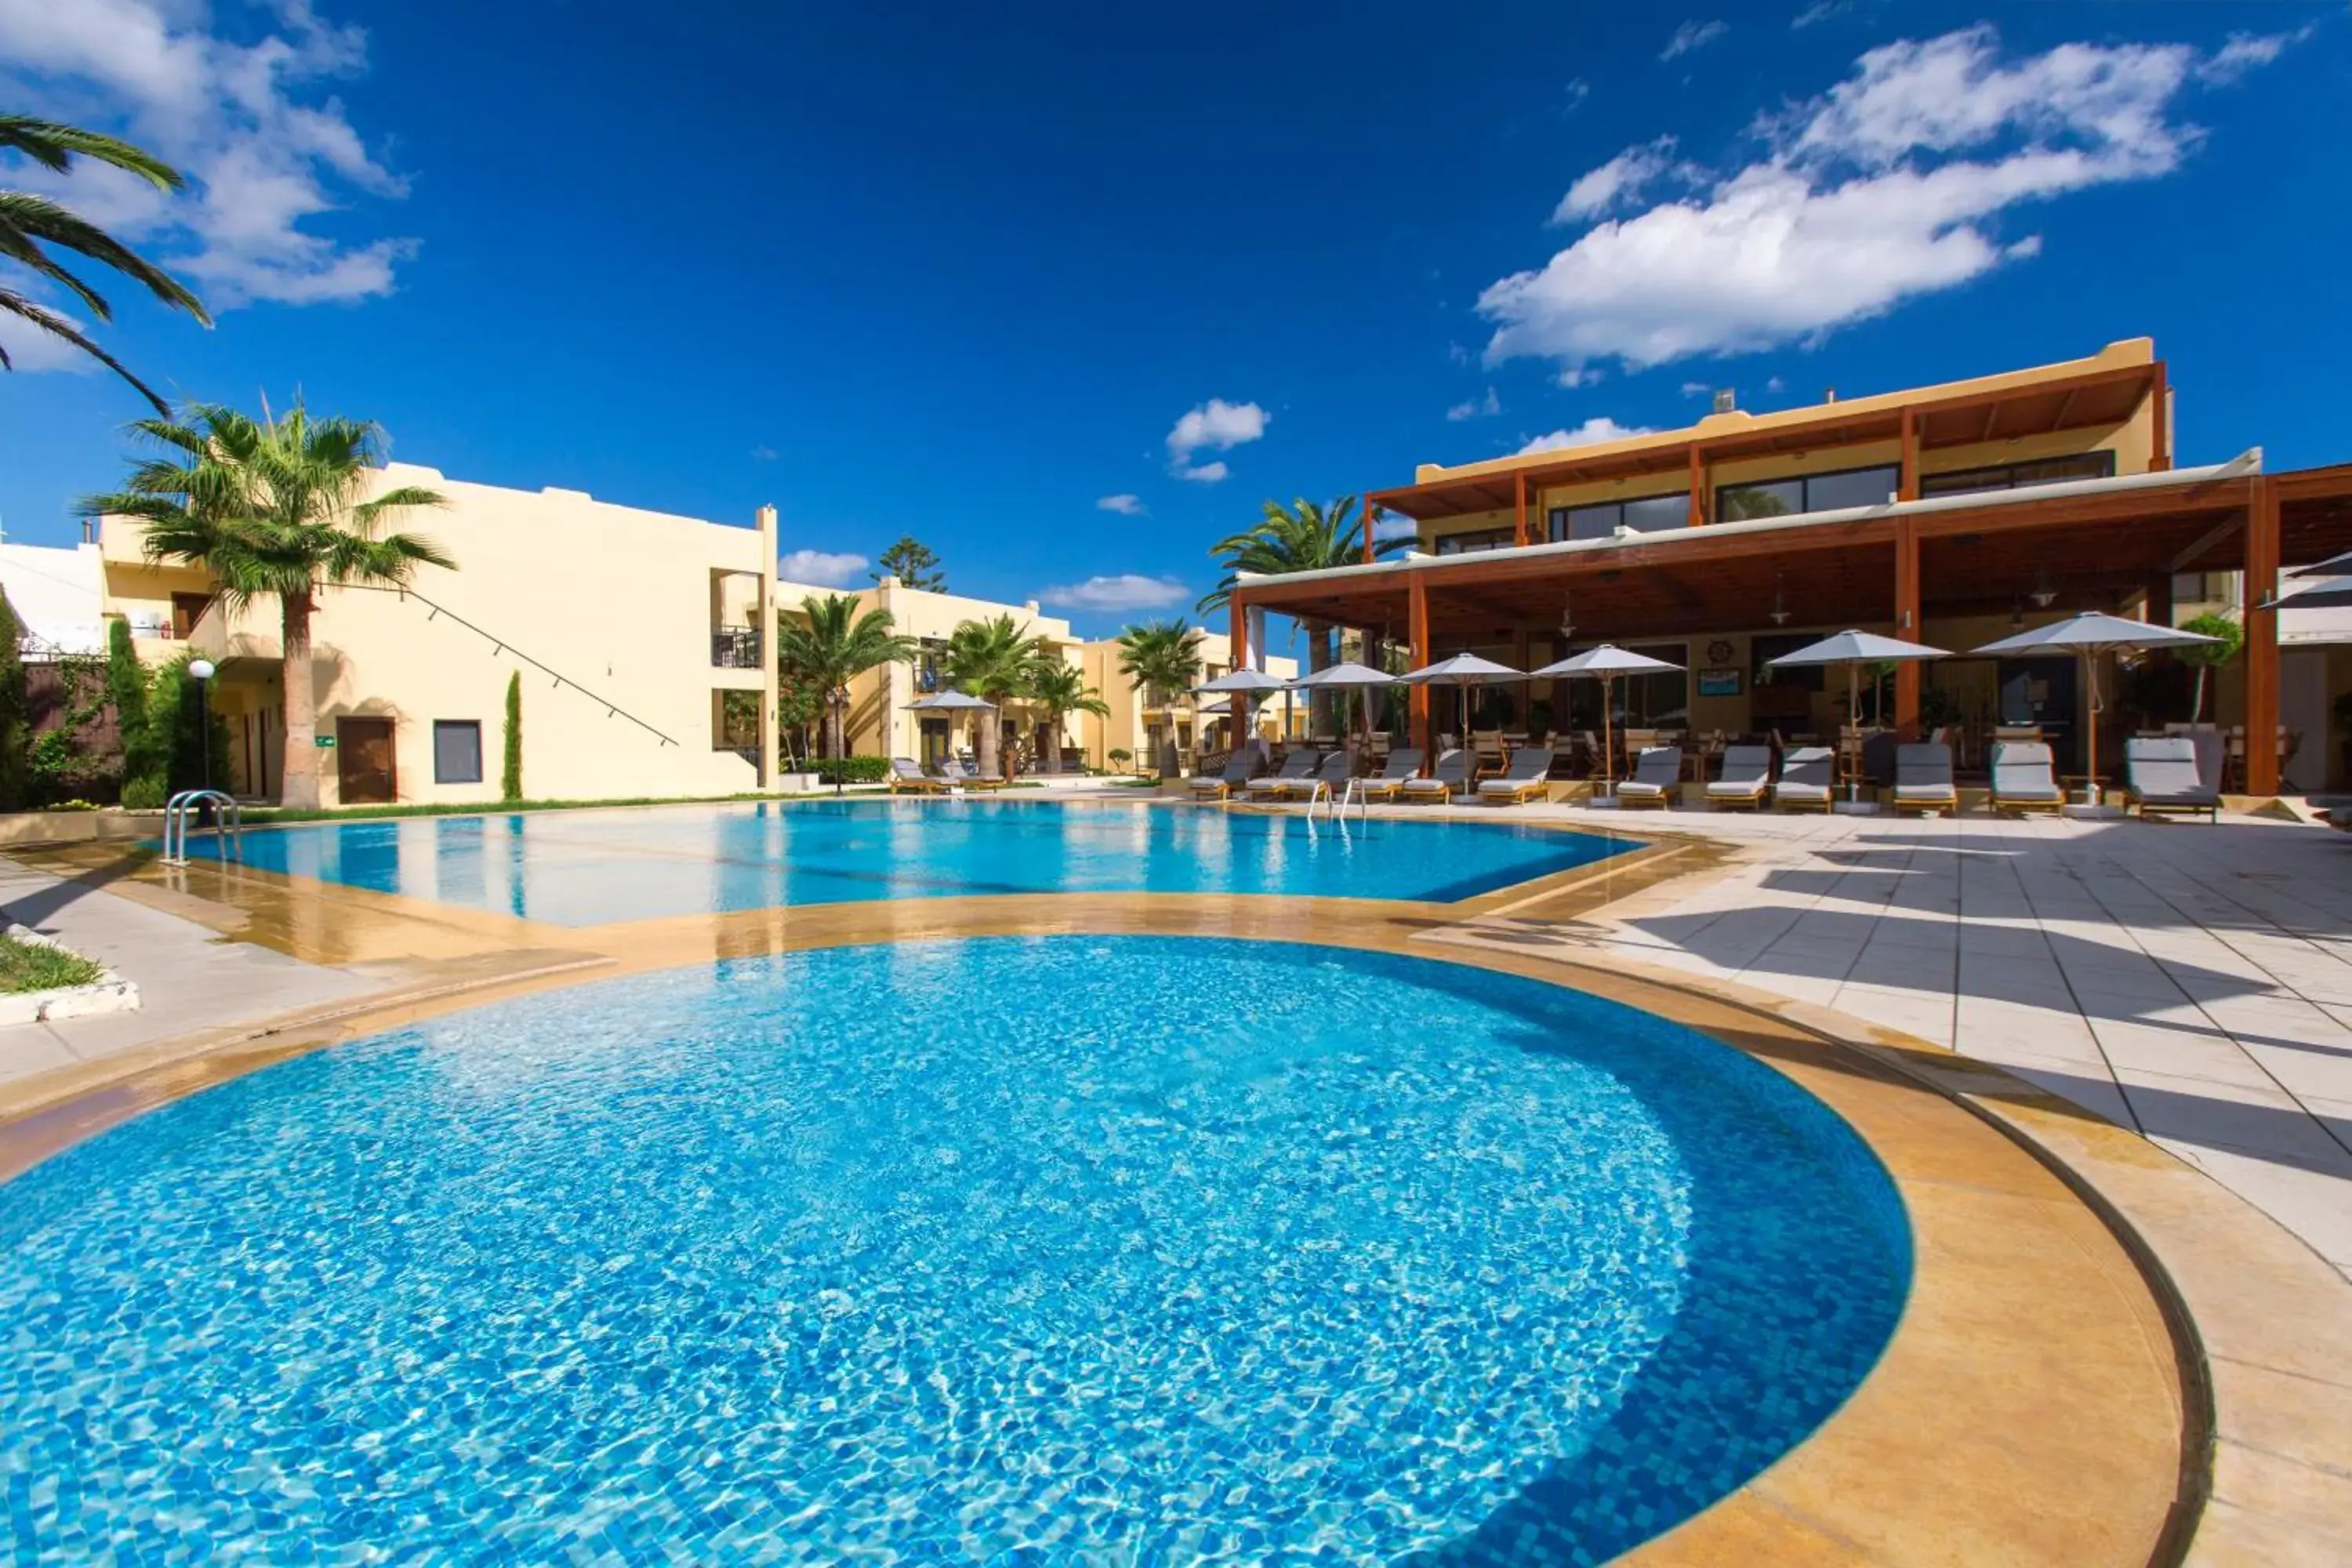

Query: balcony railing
[[712, 626, 763, 668]]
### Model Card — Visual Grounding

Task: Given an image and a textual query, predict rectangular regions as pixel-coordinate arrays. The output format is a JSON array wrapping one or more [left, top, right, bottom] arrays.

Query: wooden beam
[[1407, 569, 1432, 764], [1229, 595, 1250, 736], [1897, 408, 1918, 502], [1893, 521, 1921, 736], [2245, 476, 2281, 796], [1514, 471, 1530, 548], [1688, 445, 1706, 527], [2150, 361, 2170, 473], [2166, 513, 2244, 573]]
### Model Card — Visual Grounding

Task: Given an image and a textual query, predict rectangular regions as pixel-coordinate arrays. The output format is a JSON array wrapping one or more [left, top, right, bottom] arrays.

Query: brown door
[[337, 717, 397, 805]]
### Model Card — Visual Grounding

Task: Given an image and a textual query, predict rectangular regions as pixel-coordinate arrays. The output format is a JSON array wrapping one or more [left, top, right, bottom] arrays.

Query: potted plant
[[1108, 747, 1132, 775]]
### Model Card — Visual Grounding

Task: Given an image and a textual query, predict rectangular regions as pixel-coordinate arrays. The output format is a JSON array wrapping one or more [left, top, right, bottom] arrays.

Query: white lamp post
[[187, 659, 216, 791]]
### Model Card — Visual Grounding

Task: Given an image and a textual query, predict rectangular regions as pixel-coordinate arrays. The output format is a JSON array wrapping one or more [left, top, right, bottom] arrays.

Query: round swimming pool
[[0, 937, 1910, 1564]]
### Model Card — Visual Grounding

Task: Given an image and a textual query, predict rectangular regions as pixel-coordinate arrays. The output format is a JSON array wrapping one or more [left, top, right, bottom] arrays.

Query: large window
[[1433, 527, 1515, 556], [1716, 463, 1898, 523], [1919, 452, 2115, 498], [1750, 632, 1826, 692], [433, 720, 483, 784], [1548, 491, 1689, 542]]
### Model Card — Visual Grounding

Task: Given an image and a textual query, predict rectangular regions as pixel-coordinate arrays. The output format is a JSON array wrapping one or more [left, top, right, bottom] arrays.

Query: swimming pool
[[0, 936, 1907, 1564], [191, 797, 1632, 924]]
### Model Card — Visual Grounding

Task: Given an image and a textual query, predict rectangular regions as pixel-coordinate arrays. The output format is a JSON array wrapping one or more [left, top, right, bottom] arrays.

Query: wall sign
[[314, 735, 337, 748]]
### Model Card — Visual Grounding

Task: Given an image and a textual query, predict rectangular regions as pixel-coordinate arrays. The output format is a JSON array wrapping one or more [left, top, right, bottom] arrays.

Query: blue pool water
[[186, 797, 1632, 924], [0, 937, 1907, 1564]]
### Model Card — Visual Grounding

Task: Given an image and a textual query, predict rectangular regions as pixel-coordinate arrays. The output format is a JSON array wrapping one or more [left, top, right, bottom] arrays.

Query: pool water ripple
[[0, 936, 1907, 1564]]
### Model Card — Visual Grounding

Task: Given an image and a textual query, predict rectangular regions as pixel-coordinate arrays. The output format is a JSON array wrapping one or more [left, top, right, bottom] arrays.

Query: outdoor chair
[[949, 757, 1007, 791], [1892, 743, 1958, 816], [1477, 746, 1556, 806], [1188, 746, 1264, 801], [1243, 750, 1319, 800], [1291, 749, 1356, 803], [1773, 746, 1835, 812], [887, 757, 951, 795], [1399, 749, 1472, 803], [1987, 742, 2066, 815], [2125, 736, 2220, 822], [1472, 731, 1508, 780], [1704, 745, 1771, 810], [1615, 746, 1682, 809], [1353, 748, 1426, 803]]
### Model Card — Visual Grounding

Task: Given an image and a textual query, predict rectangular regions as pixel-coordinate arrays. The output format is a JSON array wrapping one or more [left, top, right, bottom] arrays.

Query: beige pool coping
[[4, 812, 2350, 1563]]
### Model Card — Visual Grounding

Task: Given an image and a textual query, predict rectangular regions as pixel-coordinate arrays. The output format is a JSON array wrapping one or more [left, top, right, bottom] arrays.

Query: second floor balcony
[[712, 626, 762, 668]]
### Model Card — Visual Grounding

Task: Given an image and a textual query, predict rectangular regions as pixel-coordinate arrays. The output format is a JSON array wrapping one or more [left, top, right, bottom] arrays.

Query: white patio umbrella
[[1764, 630, 1954, 803], [2291, 550, 2352, 579], [1289, 660, 1399, 747], [904, 689, 998, 772], [1398, 652, 1526, 758], [1970, 612, 2219, 805], [2273, 579, 2352, 610], [1197, 664, 1295, 742], [1529, 644, 1685, 796]]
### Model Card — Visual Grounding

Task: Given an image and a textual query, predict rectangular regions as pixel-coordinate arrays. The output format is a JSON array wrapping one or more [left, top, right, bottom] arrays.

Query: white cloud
[[1792, 2, 1847, 28], [1446, 341, 1472, 365], [1446, 387, 1501, 421], [1370, 510, 1419, 543], [1096, 493, 1147, 515], [1174, 460, 1230, 484], [1661, 20, 1728, 60], [2198, 29, 2307, 85], [0, 299, 98, 372], [1165, 398, 1267, 463], [750, 444, 778, 463], [1039, 574, 1190, 613], [1481, 26, 2278, 373], [1679, 379, 1712, 396], [1766, 375, 1786, 392], [1552, 136, 1689, 223], [1517, 417, 1655, 455], [1555, 366, 1603, 389], [1561, 78, 1591, 111], [0, 0, 413, 310], [779, 549, 868, 586]]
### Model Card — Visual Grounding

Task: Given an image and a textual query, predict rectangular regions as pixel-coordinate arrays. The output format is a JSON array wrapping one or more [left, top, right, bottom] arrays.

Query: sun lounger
[[1399, 748, 1471, 803], [1615, 746, 1682, 809], [1890, 743, 1957, 815], [1243, 750, 1319, 800], [1189, 747, 1263, 801], [887, 757, 951, 794], [1773, 746, 1835, 812], [2125, 736, 2220, 822], [949, 756, 1007, 792], [1705, 745, 1771, 810], [1476, 746, 1555, 805], [1987, 742, 2065, 815], [1288, 750, 1356, 802], [1352, 747, 1425, 803]]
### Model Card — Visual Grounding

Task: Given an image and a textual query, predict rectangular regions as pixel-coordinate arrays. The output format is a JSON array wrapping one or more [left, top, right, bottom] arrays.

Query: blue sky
[[3, 1, 2349, 637]]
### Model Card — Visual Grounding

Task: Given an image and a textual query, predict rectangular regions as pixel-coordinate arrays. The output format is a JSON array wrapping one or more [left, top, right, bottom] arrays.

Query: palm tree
[[1022, 653, 1109, 775], [2, 116, 209, 414], [1201, 495, 1406, 733], [1116, 619, 1204, 778], [772, 593, 916, 762], [85, 400, 448, 809], [941, 613, 1041, 778]]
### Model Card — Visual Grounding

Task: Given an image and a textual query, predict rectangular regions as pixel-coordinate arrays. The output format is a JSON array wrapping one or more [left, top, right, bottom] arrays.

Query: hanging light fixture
[[1557, 590, 1576, 642], [2030, 567, 2058, 609], [1769, 572, 1791, 626]]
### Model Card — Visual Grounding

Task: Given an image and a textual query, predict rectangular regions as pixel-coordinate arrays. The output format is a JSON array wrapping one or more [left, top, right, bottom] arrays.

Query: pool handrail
[[162, 789, 244, 867]]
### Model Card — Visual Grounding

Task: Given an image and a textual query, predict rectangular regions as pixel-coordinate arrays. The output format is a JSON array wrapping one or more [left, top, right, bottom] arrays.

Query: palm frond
[[0, 289, 169, 414], [0, 116, 187, 189], [0, 191, 207, 321]]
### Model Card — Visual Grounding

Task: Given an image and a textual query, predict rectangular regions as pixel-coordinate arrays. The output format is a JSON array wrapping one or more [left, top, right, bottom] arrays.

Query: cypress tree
[[109, 619, 167, 807], [501, 670, 523, 800]]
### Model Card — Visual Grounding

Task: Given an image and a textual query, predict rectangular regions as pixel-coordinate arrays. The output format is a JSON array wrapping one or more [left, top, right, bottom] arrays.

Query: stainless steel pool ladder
[[161, 789, 244, 867], [1308, 779, 1370, 826]]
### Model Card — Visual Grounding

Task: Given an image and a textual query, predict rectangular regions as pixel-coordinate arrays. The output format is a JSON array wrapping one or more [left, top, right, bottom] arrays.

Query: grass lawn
[[0, 935, 103, 993]]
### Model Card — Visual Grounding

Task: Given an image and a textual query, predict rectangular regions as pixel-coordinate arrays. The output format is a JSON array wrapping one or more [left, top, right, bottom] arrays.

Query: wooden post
[[1363, 499, 1378, 565], [1407, 570, 1432, 766], [1686, 445, 1706, 527], [1229, 593, 1250, 739], [1514, 472, 1530, 548], [1893, 519, 1921, 736], [2150, 362, 2171, 473], [1897, 408, 1919, 502], [2245, 475, 2281, 795], [757, 503, 780, 787], [2143, 573, 2174, 628]]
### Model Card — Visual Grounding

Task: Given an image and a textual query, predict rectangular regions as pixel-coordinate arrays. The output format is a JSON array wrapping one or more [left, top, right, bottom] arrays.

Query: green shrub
[[150, 652, 230, 795], [812, 755, 890, 784], [501, 671, 523, 801], [109, 619, 169, 808], [0, 593, 26, 811]]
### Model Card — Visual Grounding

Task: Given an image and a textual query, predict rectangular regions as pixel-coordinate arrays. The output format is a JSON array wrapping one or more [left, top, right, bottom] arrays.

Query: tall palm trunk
[[976, 710, 1002, 778], [1041, 718, 1062, 774], [279, 590, 319, 808]]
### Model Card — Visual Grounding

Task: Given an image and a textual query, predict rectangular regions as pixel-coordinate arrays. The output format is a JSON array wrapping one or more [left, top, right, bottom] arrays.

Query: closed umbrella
[[1398, 652, 1525, 760], [1970, 612, 2218, 806], [1530, 644, 1684, 797], [1764, 630, 1953, 804]]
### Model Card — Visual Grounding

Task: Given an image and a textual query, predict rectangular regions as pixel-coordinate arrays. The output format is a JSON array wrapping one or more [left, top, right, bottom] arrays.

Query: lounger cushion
[[1894, 784, 1957, 800], [2127, 739, 2216, 804], [1706, 778, 1769, 797]]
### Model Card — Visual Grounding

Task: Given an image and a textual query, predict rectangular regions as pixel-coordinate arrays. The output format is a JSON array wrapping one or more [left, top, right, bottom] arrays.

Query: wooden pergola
[[1229, 460, 2352, 796]]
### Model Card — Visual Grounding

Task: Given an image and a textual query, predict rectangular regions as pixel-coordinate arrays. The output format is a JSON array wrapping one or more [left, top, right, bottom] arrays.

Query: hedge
[[812, 755, 891, 784]]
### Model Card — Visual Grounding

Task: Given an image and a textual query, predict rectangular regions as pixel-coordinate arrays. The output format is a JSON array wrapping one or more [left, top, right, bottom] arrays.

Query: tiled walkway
[[1446, 804, 2352, 1283]]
